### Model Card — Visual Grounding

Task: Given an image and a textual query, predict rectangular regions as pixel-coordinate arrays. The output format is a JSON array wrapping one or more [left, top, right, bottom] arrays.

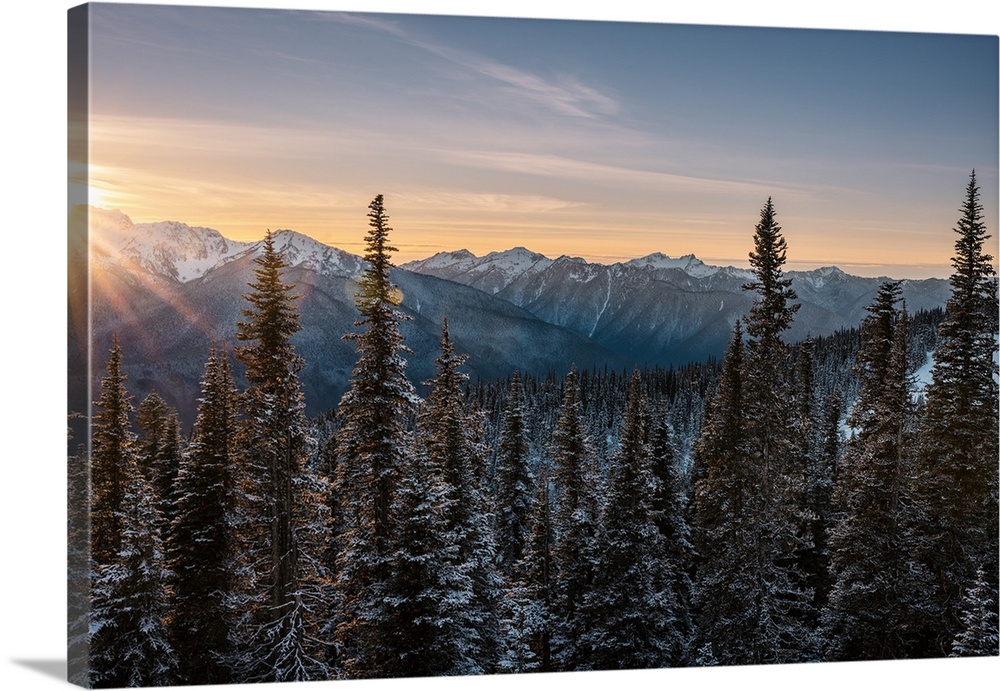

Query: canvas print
[[67, 2, 999, 687]]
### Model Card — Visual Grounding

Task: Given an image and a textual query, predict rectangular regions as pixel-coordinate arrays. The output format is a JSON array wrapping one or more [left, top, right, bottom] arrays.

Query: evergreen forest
[[70, 173, 999, 687]]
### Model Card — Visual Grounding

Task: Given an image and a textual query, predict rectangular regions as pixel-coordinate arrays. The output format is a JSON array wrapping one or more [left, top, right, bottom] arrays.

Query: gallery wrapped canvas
[[67, 1, 998, 688]]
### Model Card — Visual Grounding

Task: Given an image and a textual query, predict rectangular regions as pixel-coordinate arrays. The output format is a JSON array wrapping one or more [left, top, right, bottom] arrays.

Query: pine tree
[[806, 387, 842, 616], [499, 464, 555, 673], [91, 335, 135, 569], [495, 370, 533, 575], [383, 421, 454, 677], [950, 566, 999, 657], [693, 198, 814, 665], [90, 437, 177, 688], [739, 197, 814, 662], [549, 367, 598, 670], [234, 230, 328, 682], [691, 321, 752, 663], [334, 194, 417, 678], [136, 391, 182, 541], [389, 320, 499, 676], [845, 282, 903, 433], [135, 391, 168, 463], [824, 298, 936, 660], [917, 170, 1000, 652], [794, 338, 831, 625], [168, 346, 239, 684], [648, 401, 693, 665], [584, 371, 679, 670], [89, 337, 180, 686], [743, 198, 800, 348]]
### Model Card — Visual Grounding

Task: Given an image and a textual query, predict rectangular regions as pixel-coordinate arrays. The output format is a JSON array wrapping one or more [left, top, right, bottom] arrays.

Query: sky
[[74, 3, 999, 278]]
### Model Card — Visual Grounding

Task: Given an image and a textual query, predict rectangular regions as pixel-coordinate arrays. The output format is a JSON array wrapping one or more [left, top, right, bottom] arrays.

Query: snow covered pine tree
[[334, 194, 419, 678], [233, 230, 330, 682], [917, 170, 999, 654]]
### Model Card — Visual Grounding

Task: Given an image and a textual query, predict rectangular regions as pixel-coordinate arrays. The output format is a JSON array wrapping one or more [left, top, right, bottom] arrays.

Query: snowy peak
[[625, 252, 719, 279], [790, 265, 848, 290], [401, 246, 554, 294], [261, 229, 366, 278], [404, 249, 479, 273], [551, 255, 611, 284], [89, 208, 249, 283], [402, 245, 746, 295], [481, 246, 552, 267], [86, 207, 365, 283], [477, 247, 555, 284]]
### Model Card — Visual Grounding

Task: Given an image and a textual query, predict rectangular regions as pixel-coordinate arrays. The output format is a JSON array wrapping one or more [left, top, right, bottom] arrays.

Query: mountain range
[[76, 206, 951, 425]]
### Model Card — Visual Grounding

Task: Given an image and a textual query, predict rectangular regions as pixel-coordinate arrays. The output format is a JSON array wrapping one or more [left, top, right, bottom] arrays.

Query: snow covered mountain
[[82, 208, 624, 424], [401, 246, 951, 365], [89, 208, 364, 282], [624, 252, 726, 279], [402, 247, 554, 294], [90, 208, 250, 283], [81, 206, 951, 423]]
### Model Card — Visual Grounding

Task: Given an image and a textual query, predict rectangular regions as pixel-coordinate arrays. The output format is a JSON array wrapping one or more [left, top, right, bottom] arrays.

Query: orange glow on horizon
[[86, 199, 963, 281]]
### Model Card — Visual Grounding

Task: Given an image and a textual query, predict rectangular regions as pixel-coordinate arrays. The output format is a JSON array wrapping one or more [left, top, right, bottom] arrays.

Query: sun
[[82, 164, 131, 210], [88, 184, 114, 209]]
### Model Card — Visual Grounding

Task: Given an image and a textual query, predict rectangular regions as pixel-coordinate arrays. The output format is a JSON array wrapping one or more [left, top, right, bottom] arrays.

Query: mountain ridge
[[87, 206, 948, 288], [80, 205, 951, 424]]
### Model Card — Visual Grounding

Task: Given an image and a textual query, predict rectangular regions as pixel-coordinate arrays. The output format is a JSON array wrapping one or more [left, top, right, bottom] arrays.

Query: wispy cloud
[[88, 114, 371, 158], [250, 48, 325, 65], [441, 149, 798, 197], [416, 40, 619, 118], [315, 11, 409, 38], [327, 11, 619, 119], [393, 190, 583, 214]]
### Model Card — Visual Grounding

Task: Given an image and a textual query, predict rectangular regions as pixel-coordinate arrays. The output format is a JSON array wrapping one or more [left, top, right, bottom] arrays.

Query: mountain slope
[[403, 248, 950, 365], [82, 207, 951, 424], [84, 208, 625, 425]]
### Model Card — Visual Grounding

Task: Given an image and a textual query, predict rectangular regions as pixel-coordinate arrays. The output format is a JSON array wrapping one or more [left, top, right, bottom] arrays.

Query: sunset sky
[[77, 2, 998, 278]]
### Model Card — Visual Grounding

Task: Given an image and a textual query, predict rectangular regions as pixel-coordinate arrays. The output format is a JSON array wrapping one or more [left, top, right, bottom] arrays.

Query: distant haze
[[76, 4, 999, 280]]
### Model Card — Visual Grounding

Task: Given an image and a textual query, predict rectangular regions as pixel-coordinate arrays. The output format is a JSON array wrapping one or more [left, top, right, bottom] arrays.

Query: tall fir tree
[[583, 371, 680, 670], [89, 336, 177, 687], [234, 230, 329, 682], [389, 320, 499, 676], [916, 170, 1000, 653], [495, 370, 533, 575], [440, 340, 502, 674], [499, 463, 555, 673], [168, 346, 239, 684], [136, 391, 182, 542], [549, 367, 598, 670], [334, 194, 418, 678], [739, 197, 815, 662], [793, 338, 831, 626], [804, 386, 842, 618], [91, 335, 135, 569], [693, 198, 815, 665], [743, 198, 800, 347], [648, 401, 693, 665], [691, 321, 751, 664], [90, 431, 177, 688], [824, 292, 937, 659]]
